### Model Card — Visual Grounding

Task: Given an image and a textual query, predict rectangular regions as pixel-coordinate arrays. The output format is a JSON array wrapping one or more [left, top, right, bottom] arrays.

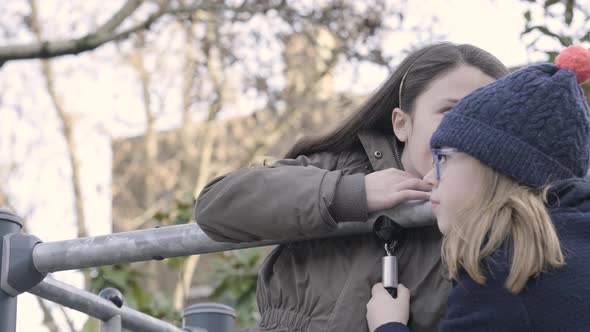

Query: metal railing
[[29, 277, 189, 332], [0, 201, 434, 331]]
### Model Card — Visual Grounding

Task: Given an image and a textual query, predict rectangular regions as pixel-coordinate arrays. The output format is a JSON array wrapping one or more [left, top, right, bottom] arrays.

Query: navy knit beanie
[[431, 46, 590, 187]]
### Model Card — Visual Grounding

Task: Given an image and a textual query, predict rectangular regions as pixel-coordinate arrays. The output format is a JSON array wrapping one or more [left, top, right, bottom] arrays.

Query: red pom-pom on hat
[[555, 45, 590, 84]]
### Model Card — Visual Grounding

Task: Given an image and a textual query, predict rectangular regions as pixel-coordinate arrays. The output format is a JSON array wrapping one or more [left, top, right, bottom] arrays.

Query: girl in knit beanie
[[367, 45, 590, 332]]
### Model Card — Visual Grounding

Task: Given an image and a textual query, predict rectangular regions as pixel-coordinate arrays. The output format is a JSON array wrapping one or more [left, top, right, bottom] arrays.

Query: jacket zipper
[[392, 141, 404, 171]]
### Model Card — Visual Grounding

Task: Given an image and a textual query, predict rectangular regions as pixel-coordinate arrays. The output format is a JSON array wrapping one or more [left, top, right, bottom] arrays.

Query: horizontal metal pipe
[[32, 201, 434, 273], [29, 277, 187, 332]]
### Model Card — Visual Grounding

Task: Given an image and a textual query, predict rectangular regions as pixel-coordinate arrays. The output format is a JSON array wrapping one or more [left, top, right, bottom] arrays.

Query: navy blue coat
[[376, 178, 590, 332]]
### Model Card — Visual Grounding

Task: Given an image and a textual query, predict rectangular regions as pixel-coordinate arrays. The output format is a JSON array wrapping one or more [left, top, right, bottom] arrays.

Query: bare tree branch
[[30, 0, 88, 239], [41, 62, 89, 238], [123, 194, 173, 230], [58, 305, 78, 332], [0, 0, 169, 65], [97, 0, 144, 35], [35, 297, 60, 332], [30, 4, 95, 320], [173, 255, 200, 310], [127, 31, 158, 208], [176, 12, 224, 310], [179, 16, 199, 188], [33, 276, 76, 332], [244, 38, 344, 162], [191, 11, 225, 198], [0, 1, 294, 66]]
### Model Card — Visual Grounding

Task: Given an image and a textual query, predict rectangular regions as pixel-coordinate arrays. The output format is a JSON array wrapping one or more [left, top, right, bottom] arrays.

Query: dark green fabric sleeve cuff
[[330, 173, 368, 222]]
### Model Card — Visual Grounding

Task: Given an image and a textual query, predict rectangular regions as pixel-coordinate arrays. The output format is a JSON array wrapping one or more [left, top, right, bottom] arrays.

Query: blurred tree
[[520, 0, 590, 61], [520, 0, 590, 98], [0, 0, 440, 330], [106, 1, 437, 328]]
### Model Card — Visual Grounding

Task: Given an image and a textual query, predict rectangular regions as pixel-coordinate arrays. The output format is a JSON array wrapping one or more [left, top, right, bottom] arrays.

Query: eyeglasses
[[432, 148, 459, 181]]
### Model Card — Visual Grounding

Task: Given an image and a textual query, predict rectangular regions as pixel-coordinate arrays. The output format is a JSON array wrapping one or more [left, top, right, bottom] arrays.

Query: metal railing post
[[101, 315, 122, 332], [182, 303, 236, 332], [0, 209, 23, 332], [99, 288, 124, 332]]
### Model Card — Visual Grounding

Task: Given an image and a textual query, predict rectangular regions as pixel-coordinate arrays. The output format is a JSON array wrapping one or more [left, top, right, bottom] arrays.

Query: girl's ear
[[392, 108, 411, 143]]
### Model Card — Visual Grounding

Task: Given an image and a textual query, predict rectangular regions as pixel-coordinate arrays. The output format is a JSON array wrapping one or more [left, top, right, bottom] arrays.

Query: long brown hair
[[443, 165, 564, 293], [285, 42, 509, 158]]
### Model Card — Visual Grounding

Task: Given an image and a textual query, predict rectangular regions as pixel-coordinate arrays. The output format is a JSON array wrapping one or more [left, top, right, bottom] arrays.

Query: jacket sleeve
[[194, 151, 368, 242], [439, 269, 533, 332]]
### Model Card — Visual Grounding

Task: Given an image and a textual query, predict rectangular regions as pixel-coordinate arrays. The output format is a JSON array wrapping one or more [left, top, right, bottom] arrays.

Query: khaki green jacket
[[195, 129, 450, 332]]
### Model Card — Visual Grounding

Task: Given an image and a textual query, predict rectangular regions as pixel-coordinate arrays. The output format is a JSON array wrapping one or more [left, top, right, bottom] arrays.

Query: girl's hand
[[365, 168, 432, 212], [366, 283, 411, 332]]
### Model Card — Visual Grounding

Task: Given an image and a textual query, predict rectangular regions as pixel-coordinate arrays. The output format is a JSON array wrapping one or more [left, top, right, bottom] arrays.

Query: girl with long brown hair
[[195, 42, 509, 332]]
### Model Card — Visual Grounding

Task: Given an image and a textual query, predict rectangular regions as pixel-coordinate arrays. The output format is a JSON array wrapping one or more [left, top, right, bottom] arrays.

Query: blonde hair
[[442, 164, 565, 293]]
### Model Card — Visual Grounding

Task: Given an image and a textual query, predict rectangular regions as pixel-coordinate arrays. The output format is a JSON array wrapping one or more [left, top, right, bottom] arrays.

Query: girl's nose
[[423, 168, 438, 187]]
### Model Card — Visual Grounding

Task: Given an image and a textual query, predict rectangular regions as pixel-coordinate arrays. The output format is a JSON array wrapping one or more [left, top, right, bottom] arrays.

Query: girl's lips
[[430, 200, 440, 212]]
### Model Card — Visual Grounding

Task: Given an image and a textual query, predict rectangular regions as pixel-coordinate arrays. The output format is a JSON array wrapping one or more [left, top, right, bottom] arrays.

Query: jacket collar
[[359, 129, 437, 227], [357, 129, 404, 171], [547, 177, 590, 210]]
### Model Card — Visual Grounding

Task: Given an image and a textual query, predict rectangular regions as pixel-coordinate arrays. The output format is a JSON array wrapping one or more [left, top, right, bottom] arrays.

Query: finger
[[372, 283, 392, 300], [397, 284, 411, 301], [384, 168, 419, 180], [394, 178, 434, 192], [366, 296, 379, 311], [390, 190, 431, 205], [371, 283, 383, 297]]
